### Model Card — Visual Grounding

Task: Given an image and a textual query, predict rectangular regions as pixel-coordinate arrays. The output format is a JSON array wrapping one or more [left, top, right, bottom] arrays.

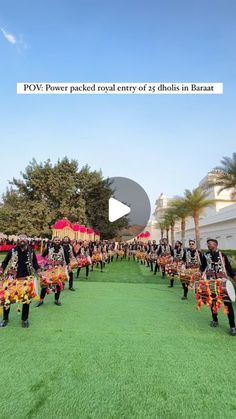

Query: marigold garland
[[0, 276, 39, 309], [195, 279, 228, 315], [39, 266, 68, 293], [91, 253, 102, 265], [77, 255, 91, 268]]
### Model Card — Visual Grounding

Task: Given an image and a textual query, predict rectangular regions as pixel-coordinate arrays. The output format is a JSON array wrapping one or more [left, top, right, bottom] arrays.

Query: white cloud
[[1, 28, 29, 52], [1, 27, 17, 44]]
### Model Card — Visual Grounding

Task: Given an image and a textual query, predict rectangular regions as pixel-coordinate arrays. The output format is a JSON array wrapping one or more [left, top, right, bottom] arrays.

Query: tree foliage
[[204, 153, 236, 198], [183, 187, 214, 249], [0, 158, 127, 238]]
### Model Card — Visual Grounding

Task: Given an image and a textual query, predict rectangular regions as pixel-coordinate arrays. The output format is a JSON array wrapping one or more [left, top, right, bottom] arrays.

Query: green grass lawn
[[1, 255, 236, 419]]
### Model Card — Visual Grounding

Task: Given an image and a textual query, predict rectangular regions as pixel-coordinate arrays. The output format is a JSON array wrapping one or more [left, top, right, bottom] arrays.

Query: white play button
[[109, 197, 131, 222]]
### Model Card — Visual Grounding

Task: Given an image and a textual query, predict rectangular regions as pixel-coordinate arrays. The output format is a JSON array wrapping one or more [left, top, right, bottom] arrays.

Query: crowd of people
[[0, 237, 46, 250], [0, 234, 236, 336]]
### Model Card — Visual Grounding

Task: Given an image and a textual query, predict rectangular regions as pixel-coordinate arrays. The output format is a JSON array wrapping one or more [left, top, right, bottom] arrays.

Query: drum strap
[[219, 251, 227, 277]]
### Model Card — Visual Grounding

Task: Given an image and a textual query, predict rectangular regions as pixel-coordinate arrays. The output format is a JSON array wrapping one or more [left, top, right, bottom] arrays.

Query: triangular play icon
[[109, 197, 131, 222]]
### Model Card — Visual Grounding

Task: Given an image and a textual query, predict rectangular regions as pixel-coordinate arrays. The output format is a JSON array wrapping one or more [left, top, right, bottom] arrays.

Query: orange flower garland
[[39, 266, 68, 292], [195, 279, 227, 314], [0, 276, 39, 309]]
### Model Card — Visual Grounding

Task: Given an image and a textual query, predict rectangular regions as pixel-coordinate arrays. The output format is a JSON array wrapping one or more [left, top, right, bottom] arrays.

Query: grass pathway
[[0, 258, 236, 418]]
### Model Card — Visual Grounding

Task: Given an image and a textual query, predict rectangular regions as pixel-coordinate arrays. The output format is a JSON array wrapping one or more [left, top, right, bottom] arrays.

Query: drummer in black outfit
[[0, 234, 40, 328], [201, 238, 236, 336], [62, 236, 76, 291], [181, 239, 202, 300], [168, 240, 183, 288]]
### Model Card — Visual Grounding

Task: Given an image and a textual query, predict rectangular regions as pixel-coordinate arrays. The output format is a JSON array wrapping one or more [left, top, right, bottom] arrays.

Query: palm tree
[[170, 198, 191, 247], [158, 220, 165, 239], [162, 209, 178, 248], [159, 218, 170, 243], [204, 153, 236, 198], [183, 187, 214, 249], [164, 219, 170, 243]]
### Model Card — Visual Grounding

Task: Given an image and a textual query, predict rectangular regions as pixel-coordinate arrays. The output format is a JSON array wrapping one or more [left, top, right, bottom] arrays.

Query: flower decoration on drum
[[135, 250, 145, 261], [91, 253, 102, 265], [0, 276, 39, 309], [179, 268, 201, 287], [77, 255, 90, 268], [165, 261, 183, 277], [194, 278, 235, 314], [118, 249, 125, 257], [39, 266, 68, 293], [158, 255, 172, 267]]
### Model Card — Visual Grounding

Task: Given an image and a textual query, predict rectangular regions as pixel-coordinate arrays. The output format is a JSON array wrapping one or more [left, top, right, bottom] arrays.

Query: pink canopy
[[73, 224, 80, 231], [54, 218, 73, 230]]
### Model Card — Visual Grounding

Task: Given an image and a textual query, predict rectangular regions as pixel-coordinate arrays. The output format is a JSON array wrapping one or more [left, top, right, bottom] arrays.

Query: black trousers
[[169, 278, 174, 287], [154, 263, 160, 274], [156, 266, 166, 277], [211, 301, 235, 328], [77, 265, 89, 277], [3, 303, 29, 321], [40, 285, 61, 301], [92, 261, 104, 271], [182, 282, 188, 297], [69, 271, 74, 288]]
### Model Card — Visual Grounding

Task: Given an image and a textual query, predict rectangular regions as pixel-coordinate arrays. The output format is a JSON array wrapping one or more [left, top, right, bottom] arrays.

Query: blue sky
[[0, 0, 236, 212]]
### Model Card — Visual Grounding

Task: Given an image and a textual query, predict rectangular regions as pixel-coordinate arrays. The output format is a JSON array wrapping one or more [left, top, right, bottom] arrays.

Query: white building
[[153, 172, 236, 250]]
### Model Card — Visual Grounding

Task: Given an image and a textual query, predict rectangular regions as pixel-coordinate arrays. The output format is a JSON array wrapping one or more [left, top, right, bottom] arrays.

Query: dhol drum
[[158, 255, 172, 267], [136, 251, 145, 261], [165, 261, 183, 276], [179, 268, 201, 285], [194, 278, 236, 304], [0, 276, 39, 307], [77, 255, 91, 268], [92, 252, 102, 265], [39, 266, 68, 288]]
